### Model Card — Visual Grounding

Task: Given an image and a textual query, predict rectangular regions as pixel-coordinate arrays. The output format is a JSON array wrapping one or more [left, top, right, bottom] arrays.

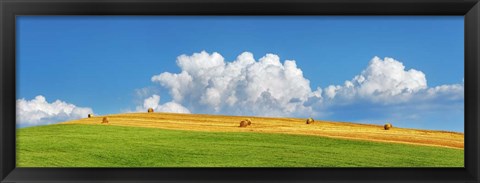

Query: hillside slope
[[17, 124, 464, 167], [62, 112, 464, 149]]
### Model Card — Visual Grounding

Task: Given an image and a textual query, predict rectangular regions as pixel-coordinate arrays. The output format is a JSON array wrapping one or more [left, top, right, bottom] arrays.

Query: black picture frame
[[1, 0, 479, 182]]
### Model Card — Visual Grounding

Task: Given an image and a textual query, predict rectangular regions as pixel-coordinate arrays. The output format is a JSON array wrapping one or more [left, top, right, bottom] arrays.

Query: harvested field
[[62, 112, 464, 149]]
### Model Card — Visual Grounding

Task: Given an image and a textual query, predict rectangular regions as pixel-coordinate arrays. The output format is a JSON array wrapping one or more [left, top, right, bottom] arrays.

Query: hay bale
[[246, 118, 252, 126], [102, 117, 109, 124], [87, 114, 93, 118], [306, 117, 315, 124], [147, 108, 154, 113], [239, 120, 248, 127], [384, 123, 393, 130]]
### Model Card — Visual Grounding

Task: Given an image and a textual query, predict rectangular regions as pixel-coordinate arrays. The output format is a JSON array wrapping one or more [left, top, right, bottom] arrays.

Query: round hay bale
[[239, 120, 248, 127], [147, 108, 154, 113], [384, 123, 393, 130], [102, 117, 109, 124], [87, 114, 93, 118], [246, 118, 252, 125], [306, 117, 315, 124]]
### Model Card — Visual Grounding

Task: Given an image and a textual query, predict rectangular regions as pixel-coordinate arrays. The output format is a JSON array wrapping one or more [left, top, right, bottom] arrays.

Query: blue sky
[[16, 16, 464, 132]]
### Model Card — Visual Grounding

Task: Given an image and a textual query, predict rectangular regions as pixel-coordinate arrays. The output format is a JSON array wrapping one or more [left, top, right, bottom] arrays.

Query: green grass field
[[17, 124, 464, 167]]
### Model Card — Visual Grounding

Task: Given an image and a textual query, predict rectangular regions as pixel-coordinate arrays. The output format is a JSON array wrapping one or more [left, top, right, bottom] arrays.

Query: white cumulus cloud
[[16, 95, 93, 127], [316, 56, 463, 129], [150, 51, 321, 117], [322, 56, 462, 105], [144, 51, 462, 122], [136, 94, 190, 114]]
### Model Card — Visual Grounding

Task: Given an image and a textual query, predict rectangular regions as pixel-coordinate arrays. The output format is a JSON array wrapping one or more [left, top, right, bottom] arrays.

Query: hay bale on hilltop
[[306, 117, 315, 124], [384, 123, 393, 130], [239, 120, 248, 127], [102, 117, 109, 124], [246, 118, 252, 126], [87, 114, 93, 118], [148, 108, 154, 113]]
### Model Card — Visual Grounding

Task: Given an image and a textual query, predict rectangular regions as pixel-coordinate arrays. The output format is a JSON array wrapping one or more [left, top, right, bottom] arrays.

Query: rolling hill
[[63, 112, 464, 149], [16, 112, 464, 167]]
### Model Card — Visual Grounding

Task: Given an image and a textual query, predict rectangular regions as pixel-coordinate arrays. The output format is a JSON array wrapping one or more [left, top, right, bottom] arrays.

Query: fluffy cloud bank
[[324, 56, 427, 103], [149, 51, 320, 117], [16, 95, 93, 126], [136, 94, 190, 114], [308, 56, 463, 130], [322, 56, 463, 106], [143, 51, 463, 119]]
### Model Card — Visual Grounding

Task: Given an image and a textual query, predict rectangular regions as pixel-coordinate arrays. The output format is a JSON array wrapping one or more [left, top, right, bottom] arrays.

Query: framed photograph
[[1, 0, 479, 182]]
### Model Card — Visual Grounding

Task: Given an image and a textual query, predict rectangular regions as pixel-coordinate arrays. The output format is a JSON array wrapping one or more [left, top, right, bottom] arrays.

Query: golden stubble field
[[62, 112, 464, 149]]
